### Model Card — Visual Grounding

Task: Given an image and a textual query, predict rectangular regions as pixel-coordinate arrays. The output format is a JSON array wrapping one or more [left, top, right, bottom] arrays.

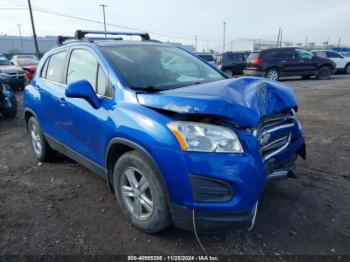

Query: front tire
[[316, 66, 332, 80], [28, 117, 56, 161], [264, 68, 280, 81], [113, 151, 170, 233]]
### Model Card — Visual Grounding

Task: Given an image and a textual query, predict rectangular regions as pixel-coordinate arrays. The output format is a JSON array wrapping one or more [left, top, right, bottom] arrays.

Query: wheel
[[316, 66, 332, 80], [345, 64, 350, 74], [264, 68, 280, 81], [1, 95, 17, 118], [28, 117, 57, 161], [113, 150, 170, 233], [223, 69, 233, 77], [302, 75, 311, 80]]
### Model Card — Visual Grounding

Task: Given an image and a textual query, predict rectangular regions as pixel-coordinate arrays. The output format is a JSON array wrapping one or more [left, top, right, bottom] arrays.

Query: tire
[[223, 69, 233, 77], [345, 64, 350, 74], [1, 95, 17, 118], [27, 117, 57, 161], [316, 66, 332, 80], [113, 150, 170, 233], [264, 68, 280, 81]]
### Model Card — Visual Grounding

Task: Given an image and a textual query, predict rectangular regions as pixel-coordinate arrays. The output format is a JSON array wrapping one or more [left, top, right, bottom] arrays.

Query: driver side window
[[67, 49, 114, 98]]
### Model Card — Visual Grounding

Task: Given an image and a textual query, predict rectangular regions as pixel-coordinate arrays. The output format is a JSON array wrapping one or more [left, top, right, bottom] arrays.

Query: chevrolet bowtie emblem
[[259, 131, 271, 146]]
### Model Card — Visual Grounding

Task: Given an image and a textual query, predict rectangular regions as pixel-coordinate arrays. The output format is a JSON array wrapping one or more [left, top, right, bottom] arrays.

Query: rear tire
[[113, 150, 170, 233], [28, 117, 57, 161], [316, 66, 332, 80], [1, 95, 17, 118], [223, 69, 233, 77], [345, 64, 350, 74], [264, 68, 280, 81]]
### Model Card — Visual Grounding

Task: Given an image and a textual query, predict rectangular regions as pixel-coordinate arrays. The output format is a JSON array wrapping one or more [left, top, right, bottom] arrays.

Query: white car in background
[[312, 50, 350, 74]]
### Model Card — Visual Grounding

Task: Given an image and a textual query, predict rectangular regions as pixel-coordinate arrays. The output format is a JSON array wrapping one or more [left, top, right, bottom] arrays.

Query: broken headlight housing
[[167, 121, 243, 153]]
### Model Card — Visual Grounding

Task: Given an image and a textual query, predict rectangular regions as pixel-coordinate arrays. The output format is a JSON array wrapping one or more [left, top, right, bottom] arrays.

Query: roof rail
[[57, 35, 77, 45], [75, 30, 150, 41]]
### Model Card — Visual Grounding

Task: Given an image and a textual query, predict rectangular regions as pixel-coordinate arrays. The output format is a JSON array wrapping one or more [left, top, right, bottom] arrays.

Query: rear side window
[[46, 51, 67, 83], [247, 52, 260, 61], [198, 54, 214, 62], [327, 51, 342, 58]]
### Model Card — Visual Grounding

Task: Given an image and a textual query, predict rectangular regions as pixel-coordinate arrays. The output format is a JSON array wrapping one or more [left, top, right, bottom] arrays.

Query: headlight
[[167, 121, 243, 153]]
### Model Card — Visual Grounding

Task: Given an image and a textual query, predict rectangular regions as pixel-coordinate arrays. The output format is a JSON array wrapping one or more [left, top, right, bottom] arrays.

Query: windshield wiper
[[130, 86, 164, 93]]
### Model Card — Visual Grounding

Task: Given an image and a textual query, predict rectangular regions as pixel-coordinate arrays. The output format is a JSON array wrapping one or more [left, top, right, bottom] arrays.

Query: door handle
[[281, 60, 287, 63], [299, 60, 305, 62]]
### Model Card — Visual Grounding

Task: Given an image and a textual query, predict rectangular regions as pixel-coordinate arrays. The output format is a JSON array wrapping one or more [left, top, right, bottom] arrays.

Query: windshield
[[103, 45, 225, 90], [0, 55, 11, 65], [17, 58, 38, 67]]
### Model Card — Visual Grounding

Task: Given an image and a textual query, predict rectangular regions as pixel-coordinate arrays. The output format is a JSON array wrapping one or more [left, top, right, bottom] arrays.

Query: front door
[[62, 48, 115, 167]]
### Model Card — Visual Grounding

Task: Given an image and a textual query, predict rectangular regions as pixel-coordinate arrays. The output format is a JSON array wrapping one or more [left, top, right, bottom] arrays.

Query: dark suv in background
[[243, 48, 336, 81], [218, 51, 250, 76]]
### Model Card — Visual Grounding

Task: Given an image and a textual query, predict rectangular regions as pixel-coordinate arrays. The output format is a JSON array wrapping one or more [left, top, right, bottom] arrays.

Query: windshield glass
[[0, 55, 11, 65], [103, 45, 225, 90], [17, 58, 38, 67]]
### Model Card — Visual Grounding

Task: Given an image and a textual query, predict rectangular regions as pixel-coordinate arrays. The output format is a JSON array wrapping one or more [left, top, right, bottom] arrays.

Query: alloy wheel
[[266, 70, 279, 80], [121, 167, 154, 220], [30, 123, 42, 156]]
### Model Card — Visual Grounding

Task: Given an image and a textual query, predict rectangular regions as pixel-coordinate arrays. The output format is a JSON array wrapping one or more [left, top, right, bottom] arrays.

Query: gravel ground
[[0, 75, 349, 257]]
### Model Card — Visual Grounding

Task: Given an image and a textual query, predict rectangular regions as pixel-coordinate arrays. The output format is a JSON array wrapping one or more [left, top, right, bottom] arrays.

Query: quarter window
[[46, 51, 67, 83]]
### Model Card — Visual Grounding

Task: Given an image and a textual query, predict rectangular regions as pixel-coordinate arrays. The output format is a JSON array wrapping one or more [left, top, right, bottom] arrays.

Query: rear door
[[294, 49, 318, 74], [36, 50, 68, 144]]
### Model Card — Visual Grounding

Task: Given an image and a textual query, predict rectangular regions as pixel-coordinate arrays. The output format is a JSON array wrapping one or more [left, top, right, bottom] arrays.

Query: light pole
[[17, 24, 24, 53], [100, 4, 107, 37], [27, 0, 40, 58], [223, 21, 226, 52]]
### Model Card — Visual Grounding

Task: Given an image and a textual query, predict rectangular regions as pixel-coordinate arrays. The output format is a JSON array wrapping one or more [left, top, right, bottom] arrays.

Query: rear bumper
[[243, 69, 264, 77]]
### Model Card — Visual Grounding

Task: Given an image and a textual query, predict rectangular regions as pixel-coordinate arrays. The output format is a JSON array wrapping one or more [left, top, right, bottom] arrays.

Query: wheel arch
[[24, 108, 39, 129], [104, 138, 172, 204]]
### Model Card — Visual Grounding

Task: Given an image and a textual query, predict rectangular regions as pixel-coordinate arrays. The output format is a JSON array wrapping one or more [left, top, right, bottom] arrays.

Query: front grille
[[8, 72, 25, 79], [257, 109, 295, 161]]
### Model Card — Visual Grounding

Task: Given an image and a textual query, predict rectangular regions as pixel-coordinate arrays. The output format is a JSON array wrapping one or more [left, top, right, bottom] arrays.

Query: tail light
[[251, 58, 263, 65]]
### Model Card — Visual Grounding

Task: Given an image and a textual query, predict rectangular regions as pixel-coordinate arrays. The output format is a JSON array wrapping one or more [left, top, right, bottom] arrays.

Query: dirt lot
[[1, 75, 350, 257]]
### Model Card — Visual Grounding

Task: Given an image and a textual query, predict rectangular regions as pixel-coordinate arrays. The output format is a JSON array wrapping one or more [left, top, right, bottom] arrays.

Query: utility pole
[[279, 29, 283, 47], [17, 24, 24, 53], [223, 21, 226, 53], [27, 0, 40, 58], [337, 37, 341, 48], [100, 4, 107, 37], [304, 36, 308, 48], [276, 28, 281, 47], [195, 35, 197, 51]]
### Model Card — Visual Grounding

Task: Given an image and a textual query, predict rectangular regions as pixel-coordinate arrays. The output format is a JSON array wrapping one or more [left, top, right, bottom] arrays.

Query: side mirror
[[65, 80, 100, 109]]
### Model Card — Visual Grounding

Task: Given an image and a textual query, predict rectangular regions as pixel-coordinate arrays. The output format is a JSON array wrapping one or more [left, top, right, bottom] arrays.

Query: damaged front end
[[136, 77, 306, 231]]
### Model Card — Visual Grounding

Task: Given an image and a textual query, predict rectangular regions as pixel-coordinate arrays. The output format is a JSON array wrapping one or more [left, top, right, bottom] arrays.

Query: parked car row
[[213, 48, 349, 81], [0, 53, 38, 91]]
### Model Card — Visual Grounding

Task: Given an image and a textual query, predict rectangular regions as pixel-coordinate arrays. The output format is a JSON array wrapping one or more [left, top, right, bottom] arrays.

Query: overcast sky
[[0, 0, 349, 49]]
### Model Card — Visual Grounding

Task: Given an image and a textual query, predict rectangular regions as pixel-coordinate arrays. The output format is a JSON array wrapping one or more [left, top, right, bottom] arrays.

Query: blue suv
[[24, 30, 306, 233]]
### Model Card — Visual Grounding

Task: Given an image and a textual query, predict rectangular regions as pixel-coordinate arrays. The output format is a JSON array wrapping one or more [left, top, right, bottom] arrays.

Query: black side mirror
[[65, 80, 100, 109]]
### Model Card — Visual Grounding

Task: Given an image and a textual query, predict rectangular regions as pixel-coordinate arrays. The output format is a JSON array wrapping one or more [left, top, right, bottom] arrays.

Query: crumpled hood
[[137, 77, 297, 127]]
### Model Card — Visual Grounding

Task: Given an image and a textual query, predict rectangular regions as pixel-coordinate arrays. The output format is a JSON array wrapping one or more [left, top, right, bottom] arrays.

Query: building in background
[[0, 35, 57, 57]]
